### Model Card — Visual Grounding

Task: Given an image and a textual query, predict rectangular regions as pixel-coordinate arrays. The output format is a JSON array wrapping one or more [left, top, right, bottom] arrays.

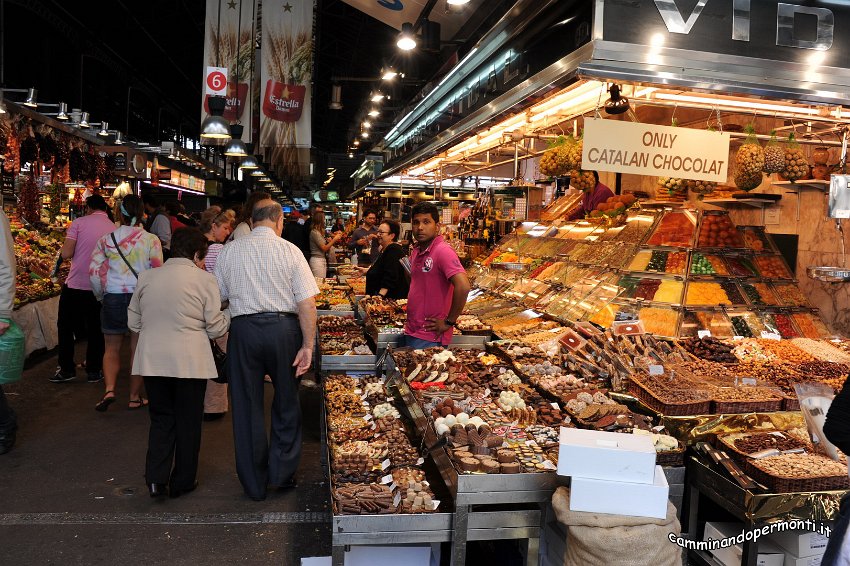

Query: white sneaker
[[300, 378, 317, 388]]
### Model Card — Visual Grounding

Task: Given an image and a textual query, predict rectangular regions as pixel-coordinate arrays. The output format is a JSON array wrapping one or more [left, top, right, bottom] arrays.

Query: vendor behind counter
[[568, 171, 614, 220]]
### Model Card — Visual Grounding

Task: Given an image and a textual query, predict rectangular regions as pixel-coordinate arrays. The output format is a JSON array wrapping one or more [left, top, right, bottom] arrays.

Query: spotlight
[[361, 131, 369, 139], [200, 96, 231, 140], [23, 87, 38, 108], [368, 108, 380, 118], [239, 154, 259, 170], [381, 68, 398, 81], [370, 91, 385, 103], [114, 131, 125, 145], [329, 84, 343, 110], [604, 84, 630, 115], [447, 0, 470, 4], [79, 112, 90, 128], [223, 124, 248, 157], [98, 122, 109, 136], [362, 121, 371, 129], [397, 22, 417, 51], [56, 102, 69, 120]]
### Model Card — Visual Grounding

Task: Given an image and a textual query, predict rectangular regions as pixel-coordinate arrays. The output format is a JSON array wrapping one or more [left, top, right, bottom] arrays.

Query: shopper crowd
[[0, 193, 469, 503]]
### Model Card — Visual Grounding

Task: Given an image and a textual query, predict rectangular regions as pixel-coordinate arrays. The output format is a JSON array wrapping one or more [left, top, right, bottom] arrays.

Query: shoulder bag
[[111, 232, 138, 279]]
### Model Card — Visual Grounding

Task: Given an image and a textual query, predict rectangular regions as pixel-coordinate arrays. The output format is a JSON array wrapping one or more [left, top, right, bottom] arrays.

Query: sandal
[[95, 391, 115, 412], [128, 398, 149, 410]]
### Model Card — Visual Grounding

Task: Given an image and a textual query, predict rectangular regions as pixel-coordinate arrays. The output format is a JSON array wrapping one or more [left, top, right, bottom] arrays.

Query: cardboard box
[[557, 427, 656, 484], [569, 465, 669, 519], [784, 553, 824, 566], [703, 522, 785, 566], [767, 529, 830, 558]]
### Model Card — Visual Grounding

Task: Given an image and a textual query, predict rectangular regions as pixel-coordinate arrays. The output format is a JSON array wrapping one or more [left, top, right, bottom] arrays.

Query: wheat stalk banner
[[261, 0, 314, 181], [201, 0, 255, 141]]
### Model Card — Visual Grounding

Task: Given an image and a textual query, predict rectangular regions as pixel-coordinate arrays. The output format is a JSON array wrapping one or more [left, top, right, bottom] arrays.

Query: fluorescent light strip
[[653, 92, 821, 116]]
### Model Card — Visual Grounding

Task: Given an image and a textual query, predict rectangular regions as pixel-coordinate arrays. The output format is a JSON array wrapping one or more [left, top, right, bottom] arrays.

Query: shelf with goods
[[8, 211, 66, 309], [468, 204, 828, 341]]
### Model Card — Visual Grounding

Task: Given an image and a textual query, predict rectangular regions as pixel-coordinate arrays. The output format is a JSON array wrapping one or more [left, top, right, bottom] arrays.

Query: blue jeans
[[403, 335, 443, 349], [821, 492, 850, 565]]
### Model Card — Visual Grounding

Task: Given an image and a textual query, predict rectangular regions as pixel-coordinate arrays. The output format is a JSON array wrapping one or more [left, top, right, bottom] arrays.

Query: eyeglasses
[[376, 230, 391, 235]]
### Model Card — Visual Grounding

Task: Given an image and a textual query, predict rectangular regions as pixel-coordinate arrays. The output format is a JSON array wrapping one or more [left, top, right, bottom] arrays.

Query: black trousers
[[57, 286, 104, 373], [143, 376, 207, 490], [822, 491, 850, 565], [0, 385, 15, 429], [228, 315, 302, 500]]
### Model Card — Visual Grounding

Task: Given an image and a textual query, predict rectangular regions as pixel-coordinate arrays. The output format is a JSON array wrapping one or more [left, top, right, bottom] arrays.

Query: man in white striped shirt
[[214, 199, 319, 501]]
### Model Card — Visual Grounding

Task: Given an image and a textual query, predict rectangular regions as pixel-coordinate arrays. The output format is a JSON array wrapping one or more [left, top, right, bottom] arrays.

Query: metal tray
[[319, 354, 377, 371], [386, 355, 561, 506], [807, 266, 850, 282]]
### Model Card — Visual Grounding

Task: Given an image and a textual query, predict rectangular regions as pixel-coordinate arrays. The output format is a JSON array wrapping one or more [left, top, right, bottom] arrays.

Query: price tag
[[381, 474, 394, 484], [363, 414, 373, 422], [354, 389, 362, 395], [649, 364, 664, 376], [741, 377, 757, 386], [483, 388, 491, 398], [422, 480, 430, 488], [761, 331, 781, 341], [389, 482, 398, 492], [381, 458, 391, 471], [697, 330, 712, 339], [416, 457, 425, 466], [431, 500, 441, 511], [361, 392, 369, 400], [542, 460, 557, 470], [732, 335, 744, 341], [393, 491, 402, 508], [550, 402, 560, 411], [370, 421, 377, 430]]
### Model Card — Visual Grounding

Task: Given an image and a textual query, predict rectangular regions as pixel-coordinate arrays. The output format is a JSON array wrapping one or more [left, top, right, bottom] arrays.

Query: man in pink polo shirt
[[404, 202, 471, 349], [51, 195, 116, 383]]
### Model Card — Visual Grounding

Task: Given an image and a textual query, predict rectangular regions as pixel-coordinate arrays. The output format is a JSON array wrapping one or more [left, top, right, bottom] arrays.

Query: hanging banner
[[201, 0, 254, 142], [581, 118, 730, 183], [261, 0, 314, 179]]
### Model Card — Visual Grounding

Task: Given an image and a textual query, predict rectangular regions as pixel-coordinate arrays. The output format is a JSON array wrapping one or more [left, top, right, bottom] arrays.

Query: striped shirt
[[204, 242, 224, 273], [213, 226, 319, 317]]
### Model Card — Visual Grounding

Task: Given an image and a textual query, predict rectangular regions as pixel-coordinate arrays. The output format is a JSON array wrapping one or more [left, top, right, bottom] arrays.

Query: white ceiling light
[[370, 91, 385, 103], [397, 22, 417, 51], [381, 68, 398, 81], [447, 0, 470, 4]]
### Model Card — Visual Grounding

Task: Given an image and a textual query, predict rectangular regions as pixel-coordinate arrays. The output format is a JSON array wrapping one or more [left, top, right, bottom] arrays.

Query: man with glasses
[[348, 209, 380, 266]]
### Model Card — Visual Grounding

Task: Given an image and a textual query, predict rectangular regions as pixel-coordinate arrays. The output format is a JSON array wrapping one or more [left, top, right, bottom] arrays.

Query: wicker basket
[[627, 379, 712, 416], [656, 446, 686, 467], [712, 397, 784, 415], [748, 459, 850, 493]]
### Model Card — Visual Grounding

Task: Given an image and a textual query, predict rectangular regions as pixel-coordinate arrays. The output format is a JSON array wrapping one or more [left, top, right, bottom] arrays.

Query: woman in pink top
[[89, 195, 163, 412]]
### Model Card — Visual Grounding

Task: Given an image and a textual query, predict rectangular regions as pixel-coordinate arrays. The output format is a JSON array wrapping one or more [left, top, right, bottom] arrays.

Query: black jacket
[[824, 375, 850, 454], [365, 243, 409, 300]]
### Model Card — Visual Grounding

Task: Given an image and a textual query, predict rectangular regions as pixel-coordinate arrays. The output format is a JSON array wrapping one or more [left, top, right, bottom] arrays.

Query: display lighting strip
[[650, 92, 829, 118], [151, 181, 206, 195], [408, 80, 605, 177]]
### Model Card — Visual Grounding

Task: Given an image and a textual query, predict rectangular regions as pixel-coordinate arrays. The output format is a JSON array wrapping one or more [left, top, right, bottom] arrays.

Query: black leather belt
[[233, 312, 298, 320]]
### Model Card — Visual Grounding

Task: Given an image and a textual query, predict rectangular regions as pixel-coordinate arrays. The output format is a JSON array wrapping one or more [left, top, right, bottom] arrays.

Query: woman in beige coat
[[128, 228, 230, 499]]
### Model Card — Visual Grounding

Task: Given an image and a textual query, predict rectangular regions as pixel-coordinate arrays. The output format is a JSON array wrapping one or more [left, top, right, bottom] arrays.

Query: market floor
[[0, 342, 332, 565]]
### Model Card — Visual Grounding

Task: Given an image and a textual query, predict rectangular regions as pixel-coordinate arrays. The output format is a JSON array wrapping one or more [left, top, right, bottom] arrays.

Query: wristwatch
[[445, 319, 457, 328]]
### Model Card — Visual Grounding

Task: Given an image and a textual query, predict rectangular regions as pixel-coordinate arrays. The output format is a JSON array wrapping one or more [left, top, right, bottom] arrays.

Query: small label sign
[[649, 364, 665, 376], [698, 330, 712, 339]]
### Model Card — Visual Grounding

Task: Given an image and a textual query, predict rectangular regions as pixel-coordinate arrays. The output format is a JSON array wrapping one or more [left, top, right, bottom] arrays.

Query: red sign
[[262, 80, 306, 122]]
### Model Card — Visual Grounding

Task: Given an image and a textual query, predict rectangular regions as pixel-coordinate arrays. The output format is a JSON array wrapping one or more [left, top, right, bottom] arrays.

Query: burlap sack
[[551, 487, 683, 566]]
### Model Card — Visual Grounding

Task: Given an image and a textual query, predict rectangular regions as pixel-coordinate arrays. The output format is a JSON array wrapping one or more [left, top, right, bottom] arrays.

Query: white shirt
[[214, 226, 319, 317]]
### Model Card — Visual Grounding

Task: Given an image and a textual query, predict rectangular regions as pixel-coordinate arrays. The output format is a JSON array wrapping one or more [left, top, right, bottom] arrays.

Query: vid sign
[[582, 118, 730, 183]]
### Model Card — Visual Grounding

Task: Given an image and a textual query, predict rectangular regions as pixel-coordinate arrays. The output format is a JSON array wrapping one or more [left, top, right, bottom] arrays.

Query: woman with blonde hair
[[89, 194, 163, 412], [198, 206, 235, 420], [308, 209, 342, 278]]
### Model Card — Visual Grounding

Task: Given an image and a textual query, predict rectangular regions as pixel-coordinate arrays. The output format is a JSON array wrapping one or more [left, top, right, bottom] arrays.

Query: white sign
[[582, 118, 730, 182], [205, 66, 228, 96]]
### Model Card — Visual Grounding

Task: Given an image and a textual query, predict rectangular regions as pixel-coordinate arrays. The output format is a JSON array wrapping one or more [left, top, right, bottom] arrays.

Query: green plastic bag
[[0, 320, 25, 384]]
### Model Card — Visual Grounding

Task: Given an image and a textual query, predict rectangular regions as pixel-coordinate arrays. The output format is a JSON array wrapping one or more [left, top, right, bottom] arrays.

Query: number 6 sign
[[205, 66, 228, 96]]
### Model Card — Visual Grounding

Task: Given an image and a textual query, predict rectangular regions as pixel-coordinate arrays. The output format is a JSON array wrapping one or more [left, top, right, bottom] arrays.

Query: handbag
[[210, 339, 228, 384]]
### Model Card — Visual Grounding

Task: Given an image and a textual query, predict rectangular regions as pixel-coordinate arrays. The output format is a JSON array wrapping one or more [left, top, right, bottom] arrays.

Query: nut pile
[[682, 337, 736, 363], [750, 453, 847, 479], [732, 432, 807, 455]]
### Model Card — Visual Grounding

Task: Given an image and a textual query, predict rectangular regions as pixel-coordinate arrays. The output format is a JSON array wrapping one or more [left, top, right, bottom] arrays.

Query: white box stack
[[557, 428, 669, 519]]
